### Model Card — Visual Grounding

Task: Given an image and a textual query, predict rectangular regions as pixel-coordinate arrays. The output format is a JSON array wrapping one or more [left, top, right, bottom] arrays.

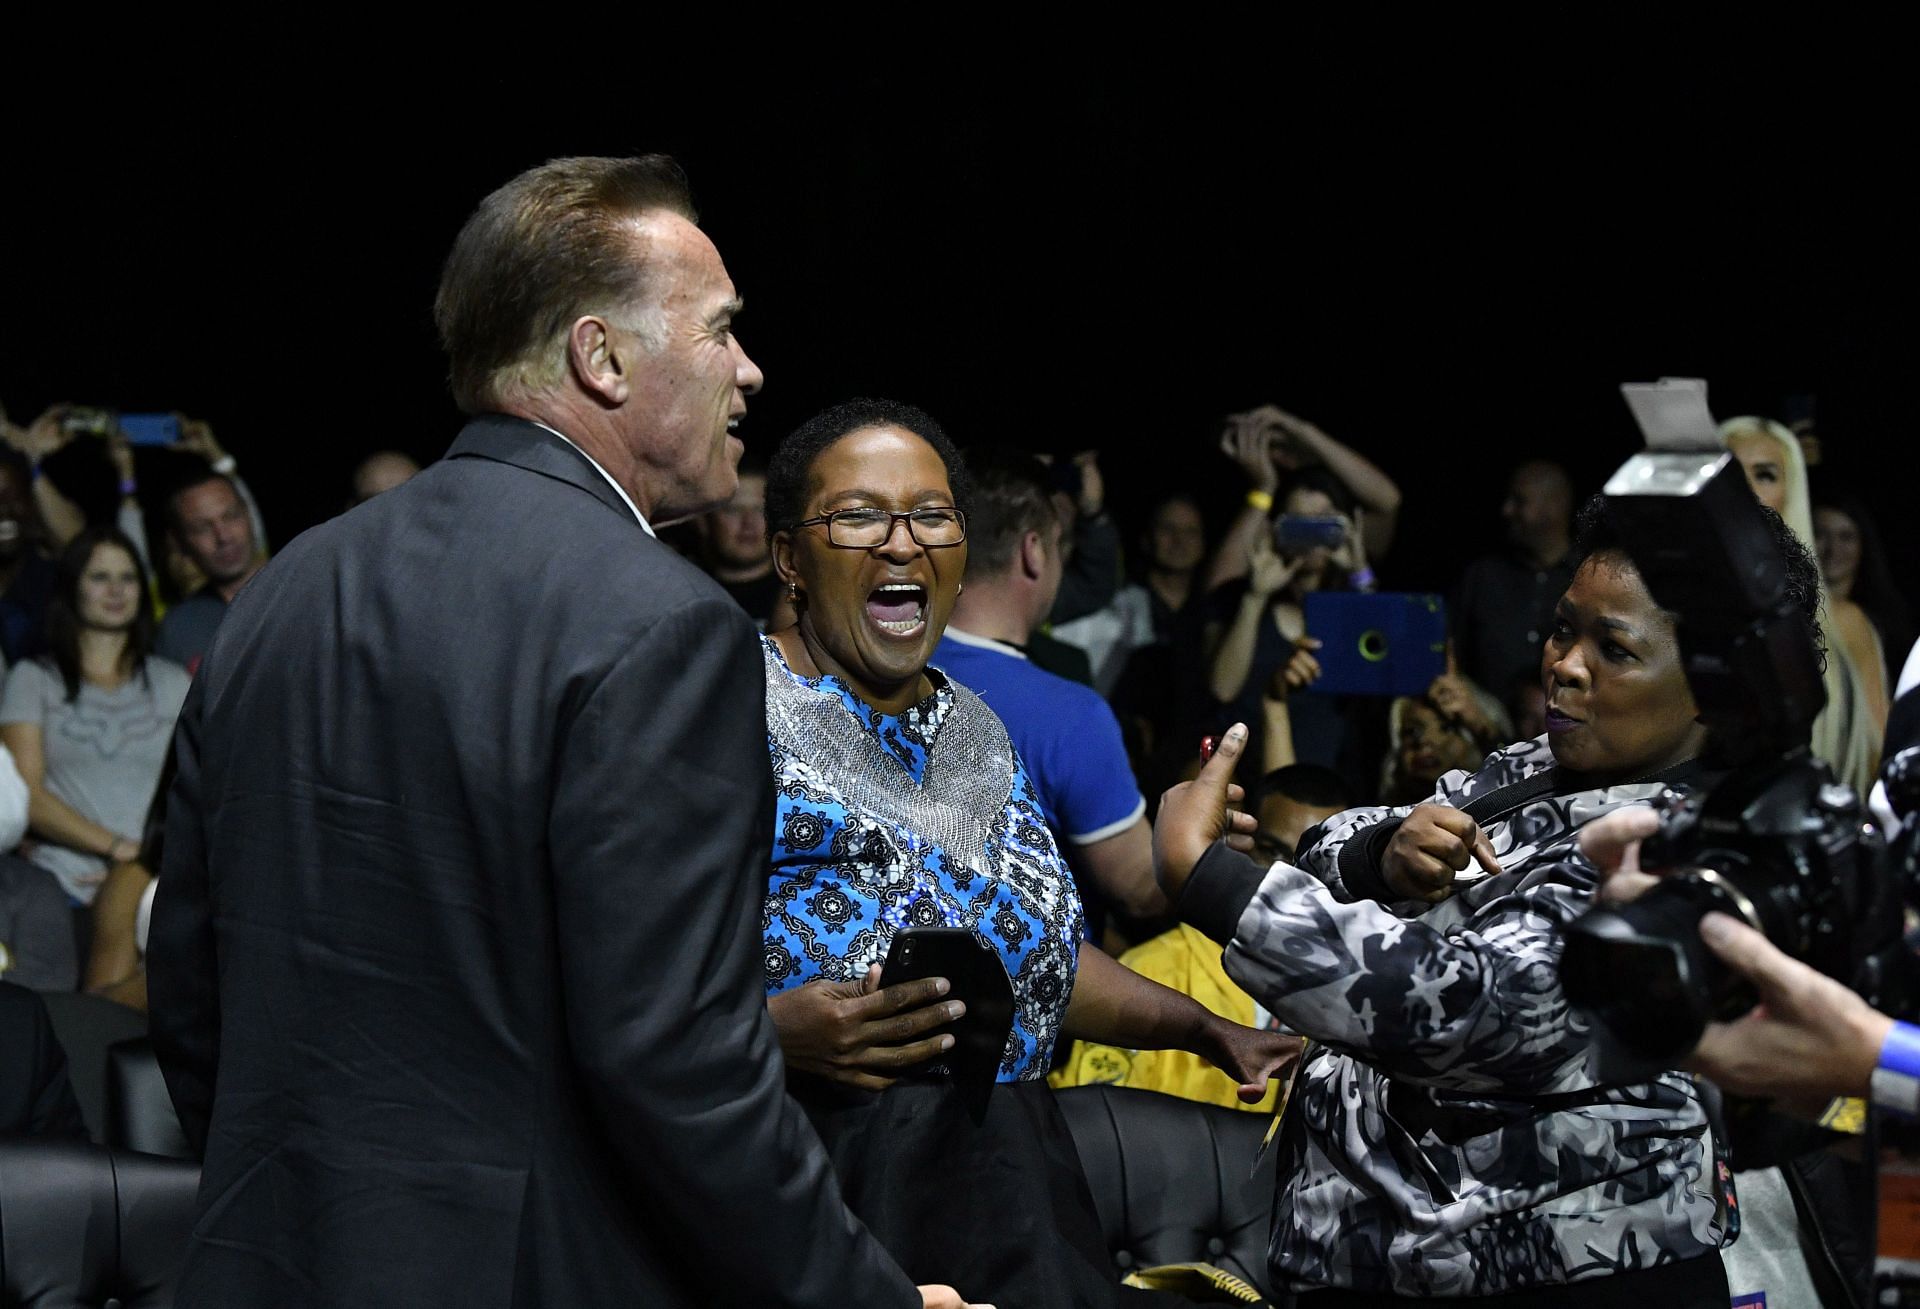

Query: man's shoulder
[[158, 591, 225, 627], [937, 632, 1091, 695], [935, 633, 1114, 728]]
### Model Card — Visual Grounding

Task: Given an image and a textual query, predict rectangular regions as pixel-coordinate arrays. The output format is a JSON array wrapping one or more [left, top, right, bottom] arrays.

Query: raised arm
[[1208, 536, 1298, 704], [1247, 404, 1402, 558]]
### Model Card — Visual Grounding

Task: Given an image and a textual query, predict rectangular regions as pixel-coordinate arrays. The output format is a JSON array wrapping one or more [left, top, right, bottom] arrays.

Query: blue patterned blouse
[[759, 636, 1084, 1081]]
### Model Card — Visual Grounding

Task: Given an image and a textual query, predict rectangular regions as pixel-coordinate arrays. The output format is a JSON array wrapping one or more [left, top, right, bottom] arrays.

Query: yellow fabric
[[1050, 923, 1279, 1113], [1121, 1261, 1265, 1302]]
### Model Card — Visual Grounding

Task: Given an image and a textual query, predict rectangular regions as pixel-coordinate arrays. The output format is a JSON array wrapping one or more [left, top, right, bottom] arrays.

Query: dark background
[[5, 71, 1914, 604]]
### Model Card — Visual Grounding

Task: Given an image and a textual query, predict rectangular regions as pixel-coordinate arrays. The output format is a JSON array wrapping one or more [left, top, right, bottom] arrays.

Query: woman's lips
[[1545, 707, 1580, 734]]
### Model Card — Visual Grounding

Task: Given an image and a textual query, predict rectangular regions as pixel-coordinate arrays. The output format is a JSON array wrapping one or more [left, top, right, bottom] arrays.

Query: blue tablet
[[1302, 592, 1447, 697]]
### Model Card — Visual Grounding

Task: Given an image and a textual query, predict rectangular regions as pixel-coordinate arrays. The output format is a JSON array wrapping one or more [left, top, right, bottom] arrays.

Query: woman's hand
[[1266, 636, 1323, 701], [1232, 403, 1328, 472], [1426, 673, 1490, 735], [920, 1286, 995, 1309], [1153, 722, 1260, 901], [1381, 803, 1502, 902], [1246, 532, 1300, 599], [766, 965, 964, 1092], [1219, 420, 1280, 494], [1196, 1015, 1305, 1103]]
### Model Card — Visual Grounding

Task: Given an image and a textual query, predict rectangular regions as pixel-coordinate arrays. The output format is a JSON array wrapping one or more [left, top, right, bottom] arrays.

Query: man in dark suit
[[148, 157, 973, 1308]]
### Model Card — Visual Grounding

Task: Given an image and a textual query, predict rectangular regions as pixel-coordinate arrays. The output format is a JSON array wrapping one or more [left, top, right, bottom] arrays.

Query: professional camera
[[1559, 382, 1917, 1072]]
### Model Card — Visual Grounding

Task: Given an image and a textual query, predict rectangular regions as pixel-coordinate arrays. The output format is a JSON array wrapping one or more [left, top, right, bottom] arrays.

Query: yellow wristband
[[1246, 489, 1275, 513]]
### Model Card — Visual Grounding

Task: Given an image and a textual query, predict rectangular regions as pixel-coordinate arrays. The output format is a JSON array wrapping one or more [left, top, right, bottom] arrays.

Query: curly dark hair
[[1567, 492, 1826, 671], [763, 398, 972, 541]]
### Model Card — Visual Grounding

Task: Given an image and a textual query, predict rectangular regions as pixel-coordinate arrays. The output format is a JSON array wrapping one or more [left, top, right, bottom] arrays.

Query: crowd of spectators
[[0, 403, 416, 1005], [2, 376, 1913, 1302]]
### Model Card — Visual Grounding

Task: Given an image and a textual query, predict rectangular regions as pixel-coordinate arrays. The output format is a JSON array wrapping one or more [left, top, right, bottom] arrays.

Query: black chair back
[[1056, 1084, 1277, 1297], [106, 1038, 192, 1159], [37, 992, 147, 1143], [0, 1138, 198, 1308]]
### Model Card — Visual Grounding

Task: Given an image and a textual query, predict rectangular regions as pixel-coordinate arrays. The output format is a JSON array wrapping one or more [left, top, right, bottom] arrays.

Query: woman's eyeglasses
[[791, 507, 968, 549]]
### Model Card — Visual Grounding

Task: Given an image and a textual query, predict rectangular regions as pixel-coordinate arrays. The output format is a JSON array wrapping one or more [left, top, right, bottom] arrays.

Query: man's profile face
[[174, 479, 256, 584], [617, 213, 764, 522]]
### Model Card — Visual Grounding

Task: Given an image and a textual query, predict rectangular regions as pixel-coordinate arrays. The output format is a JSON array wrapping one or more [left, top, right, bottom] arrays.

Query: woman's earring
[[956, 583, 964, 596], [788, 582, 799, 600]]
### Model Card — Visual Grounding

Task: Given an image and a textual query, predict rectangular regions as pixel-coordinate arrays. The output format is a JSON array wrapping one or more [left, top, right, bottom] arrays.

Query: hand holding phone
[[878, 927, 1015, 1111], [766, 966, 966, 1094]]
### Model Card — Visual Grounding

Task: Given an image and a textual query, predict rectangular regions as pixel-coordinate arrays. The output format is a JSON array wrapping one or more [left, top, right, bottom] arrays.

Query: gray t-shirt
[[0, 657, 191, 902]]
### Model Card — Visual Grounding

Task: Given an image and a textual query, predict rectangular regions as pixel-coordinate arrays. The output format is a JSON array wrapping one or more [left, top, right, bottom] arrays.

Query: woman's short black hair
[[763, 398, 972, 540], [1566, 492, 1826, 670]]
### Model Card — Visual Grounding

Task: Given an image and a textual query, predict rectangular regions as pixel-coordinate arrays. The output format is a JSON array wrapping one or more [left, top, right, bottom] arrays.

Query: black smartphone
[[1273, 513, 1347, 552], [877, 926, 1015, 1113]]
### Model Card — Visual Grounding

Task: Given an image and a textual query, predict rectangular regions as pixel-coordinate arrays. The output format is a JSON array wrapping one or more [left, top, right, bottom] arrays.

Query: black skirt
[[793, 1073, 1199, 1308]]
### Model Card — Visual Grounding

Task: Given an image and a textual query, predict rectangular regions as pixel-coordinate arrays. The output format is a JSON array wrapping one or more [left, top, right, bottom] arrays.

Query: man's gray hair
[[433, 155, 696, 414]]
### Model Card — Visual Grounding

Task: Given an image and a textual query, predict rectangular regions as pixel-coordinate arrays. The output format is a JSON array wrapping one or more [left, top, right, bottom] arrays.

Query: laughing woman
[[756, 398, 1297, 1309]]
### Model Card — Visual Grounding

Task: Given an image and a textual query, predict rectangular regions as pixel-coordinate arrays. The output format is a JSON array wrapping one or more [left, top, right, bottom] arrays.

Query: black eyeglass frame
[[788, 507, 969, 548]]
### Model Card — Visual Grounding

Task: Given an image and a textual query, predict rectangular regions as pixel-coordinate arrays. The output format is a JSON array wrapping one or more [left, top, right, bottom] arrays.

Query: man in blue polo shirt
[[934, 452, 1165, 932]]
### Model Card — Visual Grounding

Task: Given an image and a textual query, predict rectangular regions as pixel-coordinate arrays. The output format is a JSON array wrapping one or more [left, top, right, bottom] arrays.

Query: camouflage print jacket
[[1181, 736, 1726, 1298]]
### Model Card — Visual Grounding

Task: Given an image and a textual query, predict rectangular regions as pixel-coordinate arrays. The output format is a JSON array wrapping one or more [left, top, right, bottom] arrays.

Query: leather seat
[[1056, 1084, 1277, 1297], [36, 991, 147, 1143], [106, 1038, 192, 1159], [0, 1139, 198, 1308]]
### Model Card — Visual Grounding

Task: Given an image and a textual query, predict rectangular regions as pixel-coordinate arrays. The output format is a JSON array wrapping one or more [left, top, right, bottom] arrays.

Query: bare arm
[[1063, 940, 1299, 1101], [87, 861, 153, 1009], [1203, 422, 1281, 594], [1071, 815, 1167, 919], [0, 721, 138, 869], [1211, 591, 1270, 704], [1274, 412, 1402, 558], [32, 478, 86, 551]]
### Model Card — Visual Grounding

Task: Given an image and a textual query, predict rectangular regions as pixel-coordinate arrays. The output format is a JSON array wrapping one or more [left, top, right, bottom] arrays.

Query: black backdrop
[[5, 72, 1914, 606]]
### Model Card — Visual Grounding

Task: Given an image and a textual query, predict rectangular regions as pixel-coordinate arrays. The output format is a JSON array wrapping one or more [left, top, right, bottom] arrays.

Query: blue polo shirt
[[933, 627, 1146, 848]]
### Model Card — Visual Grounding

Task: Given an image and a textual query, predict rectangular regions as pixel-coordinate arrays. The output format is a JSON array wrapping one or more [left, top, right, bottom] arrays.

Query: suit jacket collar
[[446, 414, 646, 530]]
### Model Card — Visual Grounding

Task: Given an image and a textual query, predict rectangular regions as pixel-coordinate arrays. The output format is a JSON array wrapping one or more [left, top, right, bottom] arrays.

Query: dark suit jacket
[[148, 417, 918, 1308], [0, 979, 87, 1140]]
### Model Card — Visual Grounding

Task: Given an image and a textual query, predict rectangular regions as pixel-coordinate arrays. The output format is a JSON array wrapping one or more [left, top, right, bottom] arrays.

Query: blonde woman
[[1721, 416, 1881, 798]]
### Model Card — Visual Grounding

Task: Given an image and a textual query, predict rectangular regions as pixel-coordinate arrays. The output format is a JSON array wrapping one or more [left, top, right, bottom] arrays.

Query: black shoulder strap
[[1456, 768, 1562, 829]]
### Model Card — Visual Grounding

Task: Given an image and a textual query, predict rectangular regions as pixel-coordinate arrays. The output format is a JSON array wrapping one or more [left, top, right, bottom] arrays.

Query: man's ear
[[1019, 528, 1046, 582], [567, 315, 627, 407]]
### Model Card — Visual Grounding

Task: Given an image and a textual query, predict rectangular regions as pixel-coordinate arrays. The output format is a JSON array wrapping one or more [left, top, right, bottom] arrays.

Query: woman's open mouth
[[865, 582, 928, 637]]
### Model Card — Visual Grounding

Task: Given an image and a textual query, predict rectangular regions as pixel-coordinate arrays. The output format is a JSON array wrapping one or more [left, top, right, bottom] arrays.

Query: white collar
[[941, 625, 1028, 661], [528, 419, 655, 537]]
